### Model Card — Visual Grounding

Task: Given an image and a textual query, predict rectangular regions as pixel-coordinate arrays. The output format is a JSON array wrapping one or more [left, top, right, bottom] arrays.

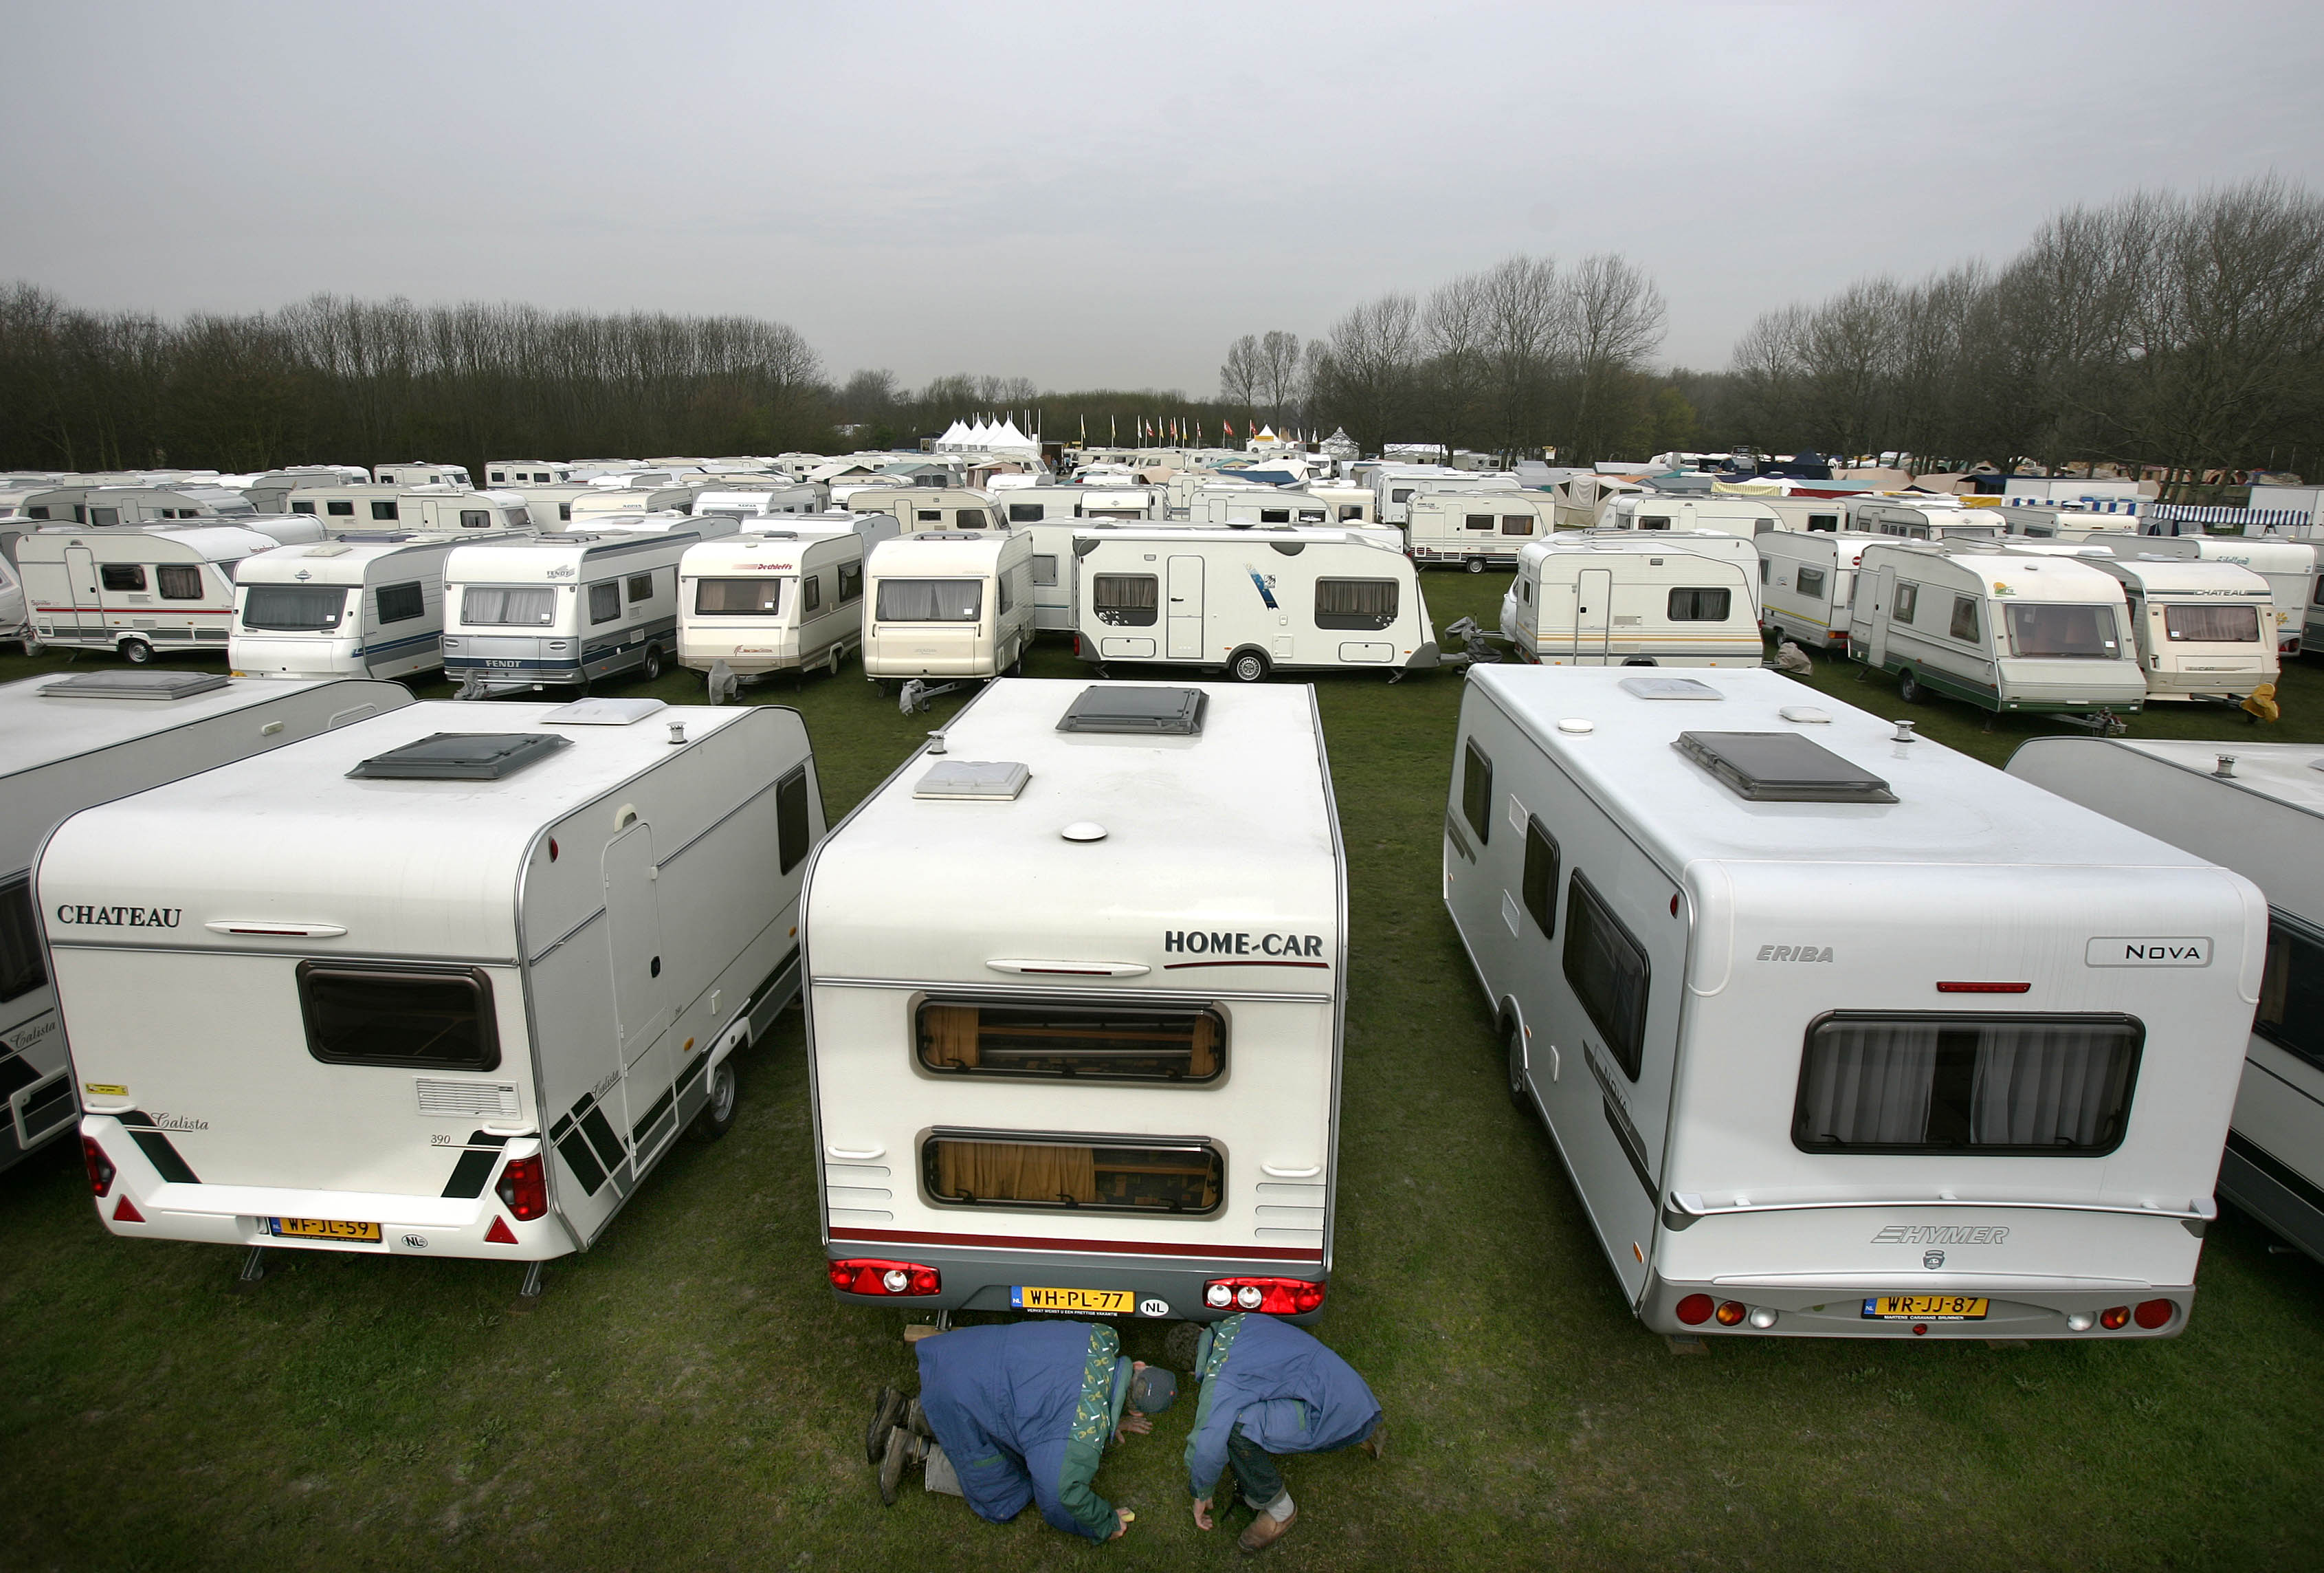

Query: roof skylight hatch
[[540, 698, 666, 726], [1620, 676, 1723, 701], [1674, 731, 1897, 804], [347, 732, 573, 781], [41, 670, 230, 702], [914, 760, 1031, 800], [1056, 685, 1207, 736]]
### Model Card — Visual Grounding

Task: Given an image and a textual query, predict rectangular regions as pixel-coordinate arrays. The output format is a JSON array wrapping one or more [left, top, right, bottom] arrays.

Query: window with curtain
[[1894, 582, 1919, 624], [243, 585, 348, 630], [1315, 578, 1397, 629], [2004, 603, 2119, 657], [1793, 1013, 2141, 1154], [2162, 604, 2260, 642], [922, 1134, 1224, 1215], [1797, 566, 1826, 600], [588, 582, 621, 624], [696, 578, 779, 615], [1668, 588, 1731, 622], [1502, 516, 1534, 536], [837, 563, 863, 604], [1092, 574, 1158, 626], [916, 1000, 1226, 1083], [875, 578, 981, 622], [462, 586, 555, 626], [1949, 595, 1982, 642], [157, 564, 203, 600]]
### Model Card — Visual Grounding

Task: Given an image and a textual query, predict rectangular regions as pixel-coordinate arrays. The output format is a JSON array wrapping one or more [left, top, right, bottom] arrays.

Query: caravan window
[[837, 562, 862, 604], [1092, 574, 1159, 626], [1893, 582, 1919, 624], [1009, 503, 1044, 522], [588, 582, 621, 624], [1392, 489, 1415, 503], [157, 564, 203, 600], [1465, 514, 1494, 531], [89, 507, 122, 527], [915, 1000, 1226, 1084], [1521, 818, 1560, 936], [292, 500, 317, 515], [1340, 505, 1364, 521], [371, 501, 399, 521], [1639, 516, 1672, 531], [696, 578, 780, 615], [1759, 558, 1771, 585], [2004, 603, 2118, 657], [876, 578, 981, 622], [627, 573, 654, 604], [921, 1132, 1224, 1216], [1502, 516, 1534, 536], [1460, 740, 1492, 844], [1797, 566, 1826, 600], [0, 874, 45, 1005], [1793, 1013, 2142, 1155], [1032, 554, 1058, 588], [955, 510, 986, 529], [803, 573, 821, 613], [2163, 604, 2260, 642], [298, 962, 499, 1072], [916, 509, 942, 522], [377, 582, 423, 624], [1668, 588, 1731, 622], [1949, 595, 1981, 642], [777, 764, 812, 874], [1315, 578, 1398, 630], [1261, 508, 1292, 524], [462, 586, 555, 626], [461, 510, 490, 529], [1808, 513, 1839, 531], [1563, 872, 1649, 1079], [243, 585, 347, 630], [2257, 910, 2324, 1070], [995, 571, 1010, 614], [328, 499, 355, 517], [100, 564, 146, 592]]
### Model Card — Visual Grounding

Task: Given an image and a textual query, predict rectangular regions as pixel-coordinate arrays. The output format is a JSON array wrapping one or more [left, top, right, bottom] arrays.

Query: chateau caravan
[[0, 670, 412, 1176], [803, 679, 1347, 1323], [46, 698, 822, 1288], [1443, 666, 2260, 1339]]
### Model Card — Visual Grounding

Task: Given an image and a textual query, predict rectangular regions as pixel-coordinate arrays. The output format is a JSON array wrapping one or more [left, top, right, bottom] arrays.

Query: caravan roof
[[0, 673, 388, 781]]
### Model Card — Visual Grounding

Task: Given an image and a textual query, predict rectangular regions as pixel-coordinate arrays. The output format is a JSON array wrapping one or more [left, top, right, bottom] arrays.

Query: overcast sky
[[5, 1, 2321, 397]]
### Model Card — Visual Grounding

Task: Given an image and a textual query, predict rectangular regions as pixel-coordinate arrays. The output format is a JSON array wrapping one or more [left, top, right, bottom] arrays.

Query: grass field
[[3, 574, 2321, 1571]]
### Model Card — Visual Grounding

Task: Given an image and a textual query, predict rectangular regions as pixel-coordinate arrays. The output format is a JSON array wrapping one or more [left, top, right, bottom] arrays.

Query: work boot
[[865, 1387, 906, 1464], [877, 1426, 927, 1507], [1360, 1420, 1387, 1461], [905, 1397, 934, 1439], [1238, 1504, 1297, 1554]]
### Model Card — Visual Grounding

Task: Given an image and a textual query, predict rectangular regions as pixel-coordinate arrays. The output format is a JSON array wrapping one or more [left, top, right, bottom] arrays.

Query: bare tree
[[1308, 293, 1420, 457], [1218, 333, 1263, 425], [1559, 253, 1667, 463], [1257, 331, 1302, 428]]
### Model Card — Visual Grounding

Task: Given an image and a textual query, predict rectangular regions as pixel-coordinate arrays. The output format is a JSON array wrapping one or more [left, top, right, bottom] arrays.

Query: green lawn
[[3, 580, 2320, 1571]]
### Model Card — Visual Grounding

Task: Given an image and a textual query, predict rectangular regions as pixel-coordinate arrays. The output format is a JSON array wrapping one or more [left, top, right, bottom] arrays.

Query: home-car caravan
[[805, 679, 1346, 1322], [18, 524, 291, 663], [1072, 525, 1437, 683], [1445, 665, 2261, 1338], [1758, 531, 1885, 652], [1502, 535, 1762, 668], [47, 697, 821, 1286], [230, 532, 524, 682], [441, 531, 700, 694], [2006, 738, 2324, 1266], [861, 530, 1037, 687], [0, 671, 411, 1176], [1404, 491, 1555, 572], [678, 527, 866, 696]]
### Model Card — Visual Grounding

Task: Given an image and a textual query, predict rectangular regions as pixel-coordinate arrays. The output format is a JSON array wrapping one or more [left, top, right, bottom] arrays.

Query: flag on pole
[[1224, 419, 1235, 438]]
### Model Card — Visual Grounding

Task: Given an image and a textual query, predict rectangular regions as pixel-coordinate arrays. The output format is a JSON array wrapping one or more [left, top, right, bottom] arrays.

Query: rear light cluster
[[830, 1258, 941, 1297], [1675, 1294, 1777, 1330], [1202, 1277, 1325, 1315], [495, 1155, 548, 1221], [82, 1135, 116, 1198]]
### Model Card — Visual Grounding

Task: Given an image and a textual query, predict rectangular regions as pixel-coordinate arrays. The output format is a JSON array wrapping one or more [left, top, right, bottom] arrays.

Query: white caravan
[[38, 484, 256, 526], [230, 533, 523, 681], [2071, 556, 2277, 703], [370, 462, 471, 487], [441, 531, 700, 694], [0, 555, 25, 651], [484, 461, 575, 486], [1603, 494, 1784, 538], [693, 483, 829, 518], [1191, 486, 1335, 528], [1073, 526, 1438, 683], [1447, 664, 2260, 1339], [1078, 487, 1158, 522], [1846, 542, 2147, 718], [18, 525, 289, 663], [1372, 466, 1512, 525], [805, 679, 1345, 1322], [1405, 492, 1555, 572], [2007, 738, 2324, 1266], [1757, 496, 1854, 534], [1848, 498, 2004, 542], [0, 671, 410, 1176], [678, 529, 866, 692], [1305, 484, 1375, 524], [1503, 536, 1762, 668], [288, 486, 533, 534], [2074, 534, 2315, 657], [845, 487, 1006, 534], [47, 698, 820, 1287], [566, 488, 699, 527], [1758, 531, 1885, 652], [862, 530, 1037, 685], [996, 485, 1100, 525]]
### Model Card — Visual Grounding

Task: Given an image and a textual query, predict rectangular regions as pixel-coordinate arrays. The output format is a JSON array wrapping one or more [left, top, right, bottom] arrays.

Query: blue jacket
[[1183, 1313, 1382, 1500], [915, 1320, 1128, 1541]]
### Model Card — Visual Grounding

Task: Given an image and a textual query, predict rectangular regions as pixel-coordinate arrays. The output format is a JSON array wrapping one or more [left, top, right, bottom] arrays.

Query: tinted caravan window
[[1521, 817, 1560, 936], [1461, 739, 1492, 844], [1563, 872, 1648, 1079], [0, 875, 45, 1005], [777, 765, 812, 874], [298, 963, 498, 1071]]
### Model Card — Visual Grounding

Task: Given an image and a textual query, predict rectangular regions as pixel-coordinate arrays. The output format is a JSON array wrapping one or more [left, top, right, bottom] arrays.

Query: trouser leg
[[1226, 1424, 1292, 1519], [923, 1442, 963, 1497]]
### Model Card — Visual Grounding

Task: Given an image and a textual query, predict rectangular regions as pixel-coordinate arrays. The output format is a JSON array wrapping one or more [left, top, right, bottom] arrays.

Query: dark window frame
[[694, 577, 780, 616], [1668, 586, 1732, 622], [920, 1129, 1226, 1218], [100, 564, 147, 592], [1461, 739, 1492, 845], [370, 500, 399, 521], [1796, 565, 1827, 601], [803, 573, 821, 613], [914, 998, 1228, 1085], [626, 573, 654, 604], [0, 874, 46, 1005], [837, 562, 863, 604], [777, 765, 812, 874], [327, 498, 355, 516], [1949, 594, 1982, 643], [1893, 582, 1919, 624], [1092, 573, 1159, 626], [1562, 871, 1650, 1080], [2256, 908, 2324, 1072], [375, 581, 424, 624], [1521, 817, 1560, 936], [155, 564, 203, 601], [296, 960, 500, 1072], [1314, 577, 1399, 630], [587, 581, 621, 624]]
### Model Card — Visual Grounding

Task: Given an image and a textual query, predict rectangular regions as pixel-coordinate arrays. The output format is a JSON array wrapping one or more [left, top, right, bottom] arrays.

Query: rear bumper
[[1635, 1270, 2193, 1339], [823, 1233, 1328, 1324]]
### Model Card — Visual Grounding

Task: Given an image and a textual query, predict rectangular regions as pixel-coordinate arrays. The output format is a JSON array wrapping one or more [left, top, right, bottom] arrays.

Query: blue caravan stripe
[[354, 629, 442, 657], [1244, 566, 1279, 609]]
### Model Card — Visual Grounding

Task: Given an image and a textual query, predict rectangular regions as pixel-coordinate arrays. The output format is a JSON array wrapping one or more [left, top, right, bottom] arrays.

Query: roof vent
[[39, 670, 230, 701], [304, 542, 353, 557], [1674, 731, 1897, 804], [1056, 685, 1207, 736], [347, 732, 572, 781], [1620, 676, 1723, 701], [914, 760, 1030, 800], [540, 697, 667, 726]]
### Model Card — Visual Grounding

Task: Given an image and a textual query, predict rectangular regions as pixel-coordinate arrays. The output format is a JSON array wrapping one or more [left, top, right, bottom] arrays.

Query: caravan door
[[602, 824, 680, 1165], [65, 545, 101, 637], [1866, 564, 1896, 665], [1166, 556, 1204, 661], [1575, 568, 1612, 664]]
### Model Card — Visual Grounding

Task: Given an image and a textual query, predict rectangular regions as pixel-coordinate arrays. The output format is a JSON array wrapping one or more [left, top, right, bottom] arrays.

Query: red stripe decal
[[828, 1225, 1323, 1262], [1162, 960, 1329, 971]]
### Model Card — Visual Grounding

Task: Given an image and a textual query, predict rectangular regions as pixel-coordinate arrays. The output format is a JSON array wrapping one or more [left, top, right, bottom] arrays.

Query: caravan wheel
[[828, 644, 845, 679], [642, 645, 665, 682], [1229, 649, 1270, 683], [1465, 556, 1486, 574], [1507, 1028, 1534, 1117], [690, 1059, 738, 1142], [118, 638, 154, 666], [1896, 668, 1925, 703]]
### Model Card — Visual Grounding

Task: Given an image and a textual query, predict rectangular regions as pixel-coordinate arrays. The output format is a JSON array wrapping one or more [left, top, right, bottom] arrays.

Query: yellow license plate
[[1010, 1285, 1133, 1314], [270, 1217, 383, 1242], [1863, 1295, 1989, 1320]]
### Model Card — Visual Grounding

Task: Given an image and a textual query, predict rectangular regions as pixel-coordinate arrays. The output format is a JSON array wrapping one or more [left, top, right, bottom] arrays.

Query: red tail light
[[2134, 1299, 2174, 1330], [1201, 1277, 1326, 1315], [1714, 1300, 1747, 1326], [495, 1155, 548, 1221], [1936, 982, 2031, 994], [1674, 1293, 1714, 1326], [2099, 1305, 2132, 1330], [82, 1134, 116, 1198], [829, 1258, 940, 1296]]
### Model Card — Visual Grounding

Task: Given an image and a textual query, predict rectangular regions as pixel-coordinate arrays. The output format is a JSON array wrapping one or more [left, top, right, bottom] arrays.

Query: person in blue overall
[[869, 1319, 1177, 1542], [1180, 1312, 1384, 1553]]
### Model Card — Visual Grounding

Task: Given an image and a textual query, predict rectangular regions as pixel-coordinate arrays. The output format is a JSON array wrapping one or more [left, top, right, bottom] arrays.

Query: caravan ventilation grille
[[1674, 731, 1897, 804], [1620, 676, 1723, 701], [1056, 685, 1208, 736], [915, 760, 1031, 800], [348, 732, 573, 781], [415, 1078, 520, 1118], [40, 670, 230, 701]]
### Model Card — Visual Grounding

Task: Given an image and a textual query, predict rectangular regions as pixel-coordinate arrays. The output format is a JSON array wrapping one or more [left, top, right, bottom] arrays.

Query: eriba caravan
[[2007, 738, 2324, 1265], [47, 698, 822, 1288], [861, 530, 1037, 688], [442, 531, 702, 694], [1758, 531, 1883, 652], [1074, 526, 1437, 683], [1503, 536, 1760, 667], [1, 672, 410, 1175], [18, 525, 293, 663], [679, 529, 865, 696], [1446, 665, 2260, 1338], [1847, 541, 2147, 717], [805, 679, 1346, 1321], [231, 533, 522, 681]]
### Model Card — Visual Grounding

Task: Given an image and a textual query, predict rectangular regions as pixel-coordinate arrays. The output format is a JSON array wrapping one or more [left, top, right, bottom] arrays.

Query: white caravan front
[[2094, 558, 2277, 701], [1405, 492, 1551, 572], [805, 679, 1346, 1323], [1448, 666, 2261, 1339], [678, 529, 865, 684], [1505, 537, 1761, 666], [442, 532, 696, 693], [49, 699, 821, 1273], [1758, 531, 1881, 650], [0, 672, 411, 1175], [18, 525, 282, 662], [861, 531, 1035, 681], [2081, 534, 2315, 657], [230, 534, 514, 681]]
